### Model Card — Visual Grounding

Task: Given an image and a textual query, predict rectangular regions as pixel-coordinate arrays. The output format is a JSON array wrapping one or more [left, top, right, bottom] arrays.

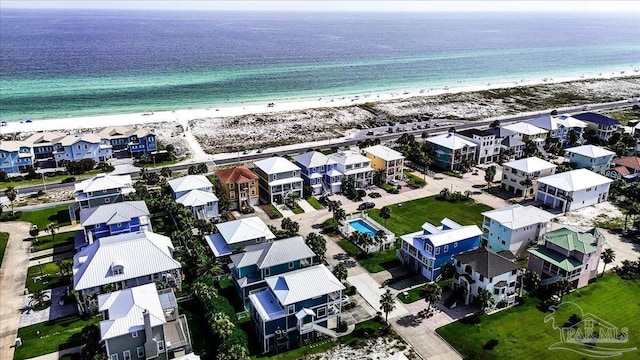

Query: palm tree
[[484, 165, 496, 189], [5, 186, 17, 214], [439, 187, 450, 200], [29, 288, 50, 308], [332, 263, 348, 282], [520, 179, 533, 200], [46, 222, 58, 242], [210, 312, 235, 340], [522, 271, 541, 293], [160, 167, 172, 178], [423, 282, 442, 312], [191, 281, 217, 301], [218, 344, 249, 360], [439, 262, 456, 288], [379, 206, 391, 228], [379, 289, 396, 323], [333, 207, 346, 224], [375, 230, 387, 251], [477, 288, 495, 311], [305, 233, 327, 261], [600, 248, 616, 277], [553, 279, 572, 300]]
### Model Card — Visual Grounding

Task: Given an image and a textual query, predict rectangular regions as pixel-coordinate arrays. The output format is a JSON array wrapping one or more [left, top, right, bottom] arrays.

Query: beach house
[[23, 131, 66, 167], [527, 227, 604, 289], [215, 166, 260, 212], [249, 265, 345, 354], [73, 230, 182, 301], [502, 123, 548, 144], [605, 155, 640, 182], [486, 127, 525, 161], [425, 133, 477, 171], [535, 169, 613, 212], [573, 112, 620, 141], [71, 174, 135, 222], [98, 284, 192, 360], [457, 129, 500, 164], [526, 114, 586, 147], [293, 151, 342, 195], [565, 145, 615, 174], [253, 157, 303, 204], [500, 157, 557, 197], [77, 200, 151, 250], [204, 216, 276, 260], [453, 247, 520, 308], [0, 140, 34, 174], [362, 145, 405, 182], [169, 175, 219, 220], [328, 149, 374, 189], [98, 126, 157, 157], [52, 133, 113, 164], [230, 236, 315, 309], [481, 204, 556, 258], [397, 218, 482, 281]]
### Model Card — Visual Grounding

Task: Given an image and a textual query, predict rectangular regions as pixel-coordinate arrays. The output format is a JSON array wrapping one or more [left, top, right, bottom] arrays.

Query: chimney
[[143, 309, 159, 357], [143, 309, 153, 342]]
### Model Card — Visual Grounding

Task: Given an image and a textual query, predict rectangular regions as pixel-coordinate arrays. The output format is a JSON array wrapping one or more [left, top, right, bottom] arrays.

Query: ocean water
[[0, 9, 639, 122]]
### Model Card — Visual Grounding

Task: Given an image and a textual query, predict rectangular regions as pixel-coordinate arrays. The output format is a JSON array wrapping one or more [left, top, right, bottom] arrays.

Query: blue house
[[397, 218, 482, 281], [573, 112, 620, 142], [53, 133, 112, 165], [0, 141, 34, 174], [565, 145, 615, 174], [230, 236, 316, 309], [23, 131, 66, 164], [249, 265, 345, 354], [77, 201, 151, 250], [97, 126, 157, 157], [293, 151, 343, 195], [168, 175, 219, 220]]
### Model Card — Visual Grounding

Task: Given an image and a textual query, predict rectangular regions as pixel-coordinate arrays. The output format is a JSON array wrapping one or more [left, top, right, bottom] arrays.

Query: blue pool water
[[349, 219, 378, 237]]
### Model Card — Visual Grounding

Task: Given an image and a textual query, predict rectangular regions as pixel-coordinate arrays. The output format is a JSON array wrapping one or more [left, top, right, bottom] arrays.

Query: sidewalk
[[25, 345, 82, 360], [0, 222, 33, 360]]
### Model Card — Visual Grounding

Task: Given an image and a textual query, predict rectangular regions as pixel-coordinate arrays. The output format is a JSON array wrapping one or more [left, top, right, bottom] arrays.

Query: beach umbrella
[[26, 119, 33, 123]]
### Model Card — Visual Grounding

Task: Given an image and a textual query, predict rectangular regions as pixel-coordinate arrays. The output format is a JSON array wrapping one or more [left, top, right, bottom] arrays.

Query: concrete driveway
[[347, 273, 409, 320]]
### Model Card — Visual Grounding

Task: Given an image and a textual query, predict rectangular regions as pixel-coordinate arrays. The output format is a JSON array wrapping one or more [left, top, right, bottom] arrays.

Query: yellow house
[[362, 145, 405, 183]]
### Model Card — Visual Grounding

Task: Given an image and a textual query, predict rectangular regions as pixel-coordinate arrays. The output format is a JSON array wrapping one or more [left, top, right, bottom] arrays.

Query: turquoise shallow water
[[1, 10, 639, 122]]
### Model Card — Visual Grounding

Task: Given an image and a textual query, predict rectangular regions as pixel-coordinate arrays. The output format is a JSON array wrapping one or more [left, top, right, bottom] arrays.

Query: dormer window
[[112, 263, 124, 275]]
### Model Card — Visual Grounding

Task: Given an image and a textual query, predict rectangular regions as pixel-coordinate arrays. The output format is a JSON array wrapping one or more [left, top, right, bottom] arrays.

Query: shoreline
[[2, 68, 639, 136]]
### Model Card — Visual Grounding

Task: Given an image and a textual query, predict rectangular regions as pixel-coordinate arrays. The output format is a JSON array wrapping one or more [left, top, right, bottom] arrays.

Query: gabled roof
[[58, 133, 103, 146], [230, 236, 315, 269], [537, 168, 613, 191], [254, 157, 301, 174], [556, 115, 587, 129], [573, 112, 619, 126], [565, 145, 615, 158], [0, 140, 32, 152], [80, 201, 150, 227], [411, 218, 482, 247], [215, 166, 258, 184], [75, 174, 133, 193], [362, 145, 405, 161], [545, 228, 600, 254], [502, 157, 557, 173], [98, 283, 165, 340], [73, 230, 180, 291], [426, 133, 477, 150], [527, 115, 557, 131], [612, 156, 640, 171], [501, 136, 524, 147], [482, 204, 556, 229], [215, 217, 275, 245], [458, 128, 494, 138], [265, 265, 345, 305], [23, 131, 66, 145], [168, 175, 213, 193], [454, 247, 520, 278], [328, 150, 372, 166], [175, 189, 219, 207], [528, 246, 583, 272], [502, 122, 548, 136], [486, 127, 517, 138], [527, 115, 586, 131], [293, 151, 337, 169]]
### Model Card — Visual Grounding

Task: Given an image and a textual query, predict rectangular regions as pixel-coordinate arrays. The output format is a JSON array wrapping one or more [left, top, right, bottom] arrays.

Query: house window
[[511, 269, 517, 275], [287, 305, 295, 315], [157, 340, 165, 352], [265, 268, 270, 276], [229, 183, 235, 189], [494, 288, 500, 295], [250, 189, 255, 195], [288, 262, 294, 269], [454, 242, 458, 248], [131, 331, 138, 338], [425, 244, 432, 253], [113, 265, 124, 275], [110, 355, 118, 360], [104, 198, 110, 203], [123, 350, 131, 360], [479, 275, 484, 282], [317, 307, 327, 318], [444, 245, 449, 253], [137, 347, 144, 358], [435, 247, 440, 255], [117, 223, 122, 227], [465, 265, 472, 275], [230, 192, 235, 199]]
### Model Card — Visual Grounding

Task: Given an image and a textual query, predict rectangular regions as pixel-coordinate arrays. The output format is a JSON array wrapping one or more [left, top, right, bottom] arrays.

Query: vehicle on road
[[357, 202, 375, 210]]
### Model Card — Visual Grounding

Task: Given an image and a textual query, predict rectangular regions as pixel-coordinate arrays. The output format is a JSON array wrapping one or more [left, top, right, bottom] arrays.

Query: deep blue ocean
[[1, 9, 639, 122]]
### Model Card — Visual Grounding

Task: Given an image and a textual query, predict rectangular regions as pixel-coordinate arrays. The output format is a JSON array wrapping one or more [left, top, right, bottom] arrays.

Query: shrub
[[483, 339, 499, 350]]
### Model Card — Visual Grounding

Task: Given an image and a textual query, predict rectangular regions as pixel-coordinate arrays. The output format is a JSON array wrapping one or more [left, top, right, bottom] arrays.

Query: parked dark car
[[357, 202, 375, 210]]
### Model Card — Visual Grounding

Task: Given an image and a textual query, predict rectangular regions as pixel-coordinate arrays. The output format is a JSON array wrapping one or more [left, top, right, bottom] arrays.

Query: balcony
[[164, 314, 191, 351]]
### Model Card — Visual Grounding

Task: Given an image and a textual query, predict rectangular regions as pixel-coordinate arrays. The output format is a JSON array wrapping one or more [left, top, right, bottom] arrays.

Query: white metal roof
[[293, 151, 337, 169], [80, 201, 150, 227], [328, 150, 372, 166], [175, 189, 219, 207], [98, 283, 165, 340], [362, 145, 405, 161], [215, 217, 276, 245], [502, 157, 557, 173], [230, 236, 315, 269], [268, 177, 304, 187], [426, 133, 477, 150], [265, 265, 345, 305], [565, 145, 615, 158], [73, 230, 180, 291], [254, 157, 301, 174], [58, 133, 103, 146], [537, 168, 613, 191], [75, 174, 133, 193], [502, 122, 548, 136], [0, 140, 32, 152], [424, 225, 483, 247], [204, 233, 232, 257], [482, 204, 556, 230], [168, 175, 213, 193], [556, 115, 587, 129]]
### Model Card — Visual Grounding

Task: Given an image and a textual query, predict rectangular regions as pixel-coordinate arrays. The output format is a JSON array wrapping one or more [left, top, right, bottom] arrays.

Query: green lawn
[[306, 197, 324, 210], [367, 196, 492, 235], [290, 204, 304, 215], [404, 172, 426, 188], [0, 232, 8, 268], [31, 231, 76, 252], [398, 286, 425, 304], [19, 205, 72, 230], [14, 315, 100, 360], [337, 239, 401, 273], [26, 260, 72, 293], [0, 170, 103, 190], [437, 275, 640, 360]]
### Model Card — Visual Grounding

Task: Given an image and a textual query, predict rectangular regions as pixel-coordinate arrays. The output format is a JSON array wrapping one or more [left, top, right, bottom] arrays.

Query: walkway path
[[0, 221, 33, 360], [26, 345, 82, 360]]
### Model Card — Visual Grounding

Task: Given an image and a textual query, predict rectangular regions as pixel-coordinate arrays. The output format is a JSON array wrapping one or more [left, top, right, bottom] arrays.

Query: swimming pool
[[348, 219, 378, 237]]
